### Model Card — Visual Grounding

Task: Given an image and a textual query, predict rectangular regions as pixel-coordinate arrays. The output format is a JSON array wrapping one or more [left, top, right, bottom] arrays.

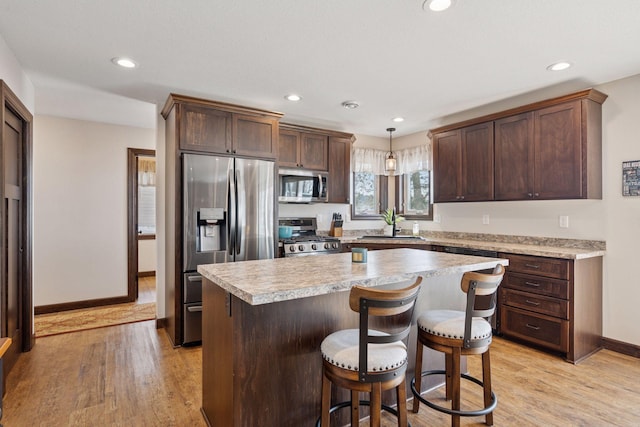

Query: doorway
[[127, 148, 156, 302], [1, 81, 34, 377]]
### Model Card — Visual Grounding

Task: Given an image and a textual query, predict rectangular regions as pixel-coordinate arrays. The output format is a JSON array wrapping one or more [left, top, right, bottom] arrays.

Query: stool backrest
[[349, 277, 422, 382], [461, 264, 505, 349]]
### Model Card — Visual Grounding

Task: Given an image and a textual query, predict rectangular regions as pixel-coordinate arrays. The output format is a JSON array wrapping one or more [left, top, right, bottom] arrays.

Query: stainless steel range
[[279, 217, 341, 257]]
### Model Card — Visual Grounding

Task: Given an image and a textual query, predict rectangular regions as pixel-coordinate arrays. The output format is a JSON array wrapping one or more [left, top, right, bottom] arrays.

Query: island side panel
[[570, 256, 603, 363], [232, 290, 357, 426], [201, 280, 234, 426]]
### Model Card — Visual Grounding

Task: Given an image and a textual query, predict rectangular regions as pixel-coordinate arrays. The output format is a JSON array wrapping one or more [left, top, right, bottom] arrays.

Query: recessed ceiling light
[[342, 100, 360, 109], [547, 61, 572, 71], [285, 94, 302, 102], [423, 0, 454, 12], [392, 117, 405, 123], [111, 57, 137, 69]]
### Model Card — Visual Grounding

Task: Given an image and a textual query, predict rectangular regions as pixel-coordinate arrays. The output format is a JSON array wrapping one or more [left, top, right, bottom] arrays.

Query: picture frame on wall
[[622, 160, 640, 196]]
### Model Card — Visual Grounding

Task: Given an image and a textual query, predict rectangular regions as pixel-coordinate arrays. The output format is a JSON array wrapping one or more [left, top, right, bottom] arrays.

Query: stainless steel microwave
[[278, 168, 328, 203]]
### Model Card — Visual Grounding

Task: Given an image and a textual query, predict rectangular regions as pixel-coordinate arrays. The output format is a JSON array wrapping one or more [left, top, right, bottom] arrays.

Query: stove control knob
[[324, 243, 331, 250], [311, 244, 317, 250], [298, 245, 305, 252], [288, 245, 296, 252], [332, 242, 340, 249]]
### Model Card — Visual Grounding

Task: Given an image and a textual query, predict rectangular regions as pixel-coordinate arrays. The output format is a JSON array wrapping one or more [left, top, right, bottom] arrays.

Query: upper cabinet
[[278, 123, 354, 203], [433, 122, 494, 202], [432, 89, 607, 202], [161, 94, 283, 159], [328, 136, 353, 203], [278, 125, 328, 171]]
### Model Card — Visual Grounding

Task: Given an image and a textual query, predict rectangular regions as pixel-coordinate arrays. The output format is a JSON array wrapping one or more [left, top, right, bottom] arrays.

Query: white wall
[[138, 239, 157, 273], [0, 33, 34, 113], [33, 116, 156, 306]]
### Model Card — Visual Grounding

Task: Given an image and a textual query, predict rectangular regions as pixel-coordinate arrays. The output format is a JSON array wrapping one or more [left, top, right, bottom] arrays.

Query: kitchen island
[[198, 248, 508, 426]]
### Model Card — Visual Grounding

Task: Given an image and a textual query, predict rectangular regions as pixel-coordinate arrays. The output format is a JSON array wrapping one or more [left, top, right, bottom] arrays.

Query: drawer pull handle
[[525, 300, 540, 306], [525, 323, 540, 330], [525, 281, 541, 287], [525, 264, 540, 269]]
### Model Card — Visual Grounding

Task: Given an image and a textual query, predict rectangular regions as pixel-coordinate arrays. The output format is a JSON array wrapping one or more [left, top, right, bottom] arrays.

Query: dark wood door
[[433, 129, 461, 202], [460, 121, 494, 201], [534, 101, 582, 199], [179, 104, 232, 154], [278, 129, 300, 167], [2, 106, 23, 374], [495, 112, 535, 200], [299, 133, 328, 171], [327, 137, 351, 203], [233, 114, 278, 159]]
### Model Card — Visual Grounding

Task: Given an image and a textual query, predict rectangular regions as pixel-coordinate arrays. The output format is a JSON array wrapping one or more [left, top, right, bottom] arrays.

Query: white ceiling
[[1, 0, 639, 136]]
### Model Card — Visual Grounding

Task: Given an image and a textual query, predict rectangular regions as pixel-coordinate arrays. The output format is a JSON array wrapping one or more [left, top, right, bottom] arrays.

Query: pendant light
[[385, 127, 397, 172]]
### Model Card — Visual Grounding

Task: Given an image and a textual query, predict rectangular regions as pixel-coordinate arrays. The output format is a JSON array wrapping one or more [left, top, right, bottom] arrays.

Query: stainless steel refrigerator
[[181, 153, 275, 344]]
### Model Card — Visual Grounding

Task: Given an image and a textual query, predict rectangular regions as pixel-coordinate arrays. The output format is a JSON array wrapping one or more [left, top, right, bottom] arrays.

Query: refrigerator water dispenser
[[197, 207, 224, 252]]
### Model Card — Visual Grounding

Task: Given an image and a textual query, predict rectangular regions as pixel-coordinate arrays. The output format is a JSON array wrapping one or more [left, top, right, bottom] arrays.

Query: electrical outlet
[[559, 215, 569, 228], [434, 214, 441, 223], [482, 214, 490, 225]]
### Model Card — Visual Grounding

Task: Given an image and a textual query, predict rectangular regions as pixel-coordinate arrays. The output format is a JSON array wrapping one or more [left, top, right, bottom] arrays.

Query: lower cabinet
[[498, 253, 603, 363]]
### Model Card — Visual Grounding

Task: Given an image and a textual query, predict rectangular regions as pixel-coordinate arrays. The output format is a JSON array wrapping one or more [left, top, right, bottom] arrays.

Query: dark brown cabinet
[[433, 121, 494, 202], [171, 94, 281, 159], [328, 136, 352, 203], [278, 125, 328, 170], [498, 253, 603, 363], [160, 94, 282, 346], [432, 89, 607, 203]]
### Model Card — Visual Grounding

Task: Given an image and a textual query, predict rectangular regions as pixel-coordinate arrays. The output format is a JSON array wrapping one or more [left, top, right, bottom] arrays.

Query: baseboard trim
[[138, 271, 156, 278], [156, 318, 166, 329], [35, 295, 134, 315], [602, 337, 640, 358]]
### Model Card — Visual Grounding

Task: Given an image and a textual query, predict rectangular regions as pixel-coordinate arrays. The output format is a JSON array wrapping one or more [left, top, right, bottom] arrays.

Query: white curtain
[[396, 144, 431, 175], [352, 148, 388, 175], [352, 143, 431, 176]]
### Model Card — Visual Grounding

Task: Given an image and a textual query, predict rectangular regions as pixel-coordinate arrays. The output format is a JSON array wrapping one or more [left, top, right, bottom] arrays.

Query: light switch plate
[[559, 215, 569, 228], [434, 214, 441, 223], [482, 214, 490, 225]]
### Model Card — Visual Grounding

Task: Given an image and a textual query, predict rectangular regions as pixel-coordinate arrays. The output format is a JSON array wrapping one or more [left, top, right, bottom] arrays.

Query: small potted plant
[[382, 208, 404, 236]]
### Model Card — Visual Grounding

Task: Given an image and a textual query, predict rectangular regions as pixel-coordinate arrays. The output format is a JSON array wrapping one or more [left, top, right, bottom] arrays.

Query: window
[[352, 172, 388, 219], [137, 156, 156, 235], [398, 170, 433, 220]]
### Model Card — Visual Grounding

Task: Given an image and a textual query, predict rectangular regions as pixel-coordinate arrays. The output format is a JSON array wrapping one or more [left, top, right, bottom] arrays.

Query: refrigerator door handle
[[235, 168, 243, 255], [228, 167, 236, 257]]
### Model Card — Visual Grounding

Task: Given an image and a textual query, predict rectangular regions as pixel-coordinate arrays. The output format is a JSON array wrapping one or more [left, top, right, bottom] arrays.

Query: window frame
[[397, 170, 433, 221], [351, 172, 389, 220]]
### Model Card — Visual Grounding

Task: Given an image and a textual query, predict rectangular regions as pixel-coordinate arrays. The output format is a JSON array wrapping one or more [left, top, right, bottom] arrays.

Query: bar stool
[[318, 277, 422, 427], [411, 264, 504, 427]]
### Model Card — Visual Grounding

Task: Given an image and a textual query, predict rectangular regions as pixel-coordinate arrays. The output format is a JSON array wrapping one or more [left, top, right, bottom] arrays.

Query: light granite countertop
[[198, 248, 508, 306], [337, 232, 605, 260]]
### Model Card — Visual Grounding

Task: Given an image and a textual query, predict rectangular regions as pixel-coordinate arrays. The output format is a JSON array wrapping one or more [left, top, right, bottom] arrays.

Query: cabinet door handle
[[534, 192, 540, 197], [525, 281, 541, 287], [527, 193, 533, 198], [525, 300, 540, 306], [525, 323, 540, 330], [525, 264, 540, 269], [460, 195, 465, 200]]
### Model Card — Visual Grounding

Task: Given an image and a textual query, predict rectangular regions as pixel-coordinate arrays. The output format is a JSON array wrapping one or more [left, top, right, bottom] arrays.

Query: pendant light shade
[[385, 127, 397, 172]]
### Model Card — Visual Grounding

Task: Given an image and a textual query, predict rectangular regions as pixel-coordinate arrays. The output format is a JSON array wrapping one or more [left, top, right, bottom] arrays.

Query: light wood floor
[[3, 322, 639, 426]]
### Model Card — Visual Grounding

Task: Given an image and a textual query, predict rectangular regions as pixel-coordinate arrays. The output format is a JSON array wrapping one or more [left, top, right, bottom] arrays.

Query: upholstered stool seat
[[318, 277, 422, 427], [417, 310, 493, 342], [411, 265, 505, 427], [321, 329, 408, 373]]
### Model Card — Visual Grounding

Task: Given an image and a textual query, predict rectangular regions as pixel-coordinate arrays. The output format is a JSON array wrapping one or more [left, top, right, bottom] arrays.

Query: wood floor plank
[[3, 318, 640, 426]]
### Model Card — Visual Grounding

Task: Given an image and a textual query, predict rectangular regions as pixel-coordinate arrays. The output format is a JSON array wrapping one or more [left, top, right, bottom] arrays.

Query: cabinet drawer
[[500, 306, 569, 352], [503, 272, 569, 299], [500, 288, 569, 319], [504, 254, 570, 280]]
